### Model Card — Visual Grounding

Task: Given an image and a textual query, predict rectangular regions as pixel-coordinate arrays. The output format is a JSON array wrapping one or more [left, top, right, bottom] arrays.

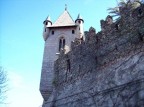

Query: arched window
[[59, 37, 65, 51]]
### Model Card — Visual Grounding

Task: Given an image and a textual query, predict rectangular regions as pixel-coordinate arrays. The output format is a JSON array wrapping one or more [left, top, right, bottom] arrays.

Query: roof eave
[[47, 25, 77, 28]]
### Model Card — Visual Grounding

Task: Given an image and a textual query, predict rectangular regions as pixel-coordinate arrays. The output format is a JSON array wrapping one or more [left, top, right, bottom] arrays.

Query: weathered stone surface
[[40, 9, 85, 101], [42, 4, 144, 107]]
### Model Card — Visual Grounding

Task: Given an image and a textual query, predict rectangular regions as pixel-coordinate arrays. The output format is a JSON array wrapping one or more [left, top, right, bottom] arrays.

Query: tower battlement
[[40, 7, 85, 102], [41, 4, 144, 107]]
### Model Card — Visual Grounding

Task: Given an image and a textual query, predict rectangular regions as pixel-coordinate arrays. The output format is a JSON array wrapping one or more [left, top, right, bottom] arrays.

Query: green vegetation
[[108, 0, 142, 18]]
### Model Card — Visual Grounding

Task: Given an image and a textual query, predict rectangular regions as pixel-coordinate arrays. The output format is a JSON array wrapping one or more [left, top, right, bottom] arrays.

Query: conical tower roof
[[77, 14, 83, 19], [46, 15, 51, 21], [43, 15, 52, 24], [75, 14, 84, 23], [52, 10, 76, 27]]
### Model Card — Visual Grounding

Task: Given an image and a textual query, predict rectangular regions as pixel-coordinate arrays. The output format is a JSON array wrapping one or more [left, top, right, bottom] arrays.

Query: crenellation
[[41, 4, 144, 107], [106, 15, 113, 25], [100, 19, 105, 31], [40, 8, 85, 103]]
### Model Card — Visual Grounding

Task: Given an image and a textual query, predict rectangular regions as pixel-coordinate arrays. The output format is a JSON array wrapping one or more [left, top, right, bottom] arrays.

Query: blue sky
[[0, 0, 117, 107]]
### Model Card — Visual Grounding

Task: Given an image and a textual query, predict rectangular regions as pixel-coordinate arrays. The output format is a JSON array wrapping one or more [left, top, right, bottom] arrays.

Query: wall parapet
[[44, 4, 144, 107], [54, 4, 144, 86]]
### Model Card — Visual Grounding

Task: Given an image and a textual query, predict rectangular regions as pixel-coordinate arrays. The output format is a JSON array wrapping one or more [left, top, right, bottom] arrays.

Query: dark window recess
[[115, 24, 119, 30], [79, 27, 80, 30], [138, 9, 142, 15], [115, 45, 118, 50], [78, 20, 81, 24], [72, 30, 75, 34], [45, 28, 46, 32], [81, 37, 83, 41], [67, 59, 71, 72], [95, 57, 98, 64], [52, 31, 54, 35], [63, 39, 65, 47], [59, 39, 62, 51], [46, 22, 48, 25], [59, 37, 65, 51]]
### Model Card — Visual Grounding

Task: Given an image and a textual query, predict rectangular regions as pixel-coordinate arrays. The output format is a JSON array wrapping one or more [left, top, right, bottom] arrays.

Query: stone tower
[[40, 7, 84, 101], [75, 14, 85, 40]]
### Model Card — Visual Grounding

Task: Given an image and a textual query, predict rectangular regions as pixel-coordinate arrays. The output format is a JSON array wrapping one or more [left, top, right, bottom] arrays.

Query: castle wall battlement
[[54, 4, 144, 85], [43, 4, 144, 107]]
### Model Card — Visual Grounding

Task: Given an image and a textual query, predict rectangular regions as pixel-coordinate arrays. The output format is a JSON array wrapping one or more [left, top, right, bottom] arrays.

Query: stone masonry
[[40, 8, 85, 102], [42, 4, 144, 107]]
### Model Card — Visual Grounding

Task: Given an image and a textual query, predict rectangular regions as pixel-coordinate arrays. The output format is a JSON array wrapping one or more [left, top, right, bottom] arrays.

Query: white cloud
[[6, 71, 43, 107], [8, 71, 23, 88]]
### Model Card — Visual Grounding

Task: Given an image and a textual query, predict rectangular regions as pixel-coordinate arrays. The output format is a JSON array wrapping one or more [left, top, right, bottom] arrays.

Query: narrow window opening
[[138, 8, 142, 15], [59, 39, 62, 51], [45, 28, 46, 32], [72, 30, 75, 34], [95, 57, 98, 64], [52, 31, 54, 35], [81, 37, 83, 41], [63, 39, 65, 48], [78, 20, 81, 24], [59, 37, 65, 51], [67, 59, 71, 72], [115, 24, 119, 31], [79, 27, 80, 30]]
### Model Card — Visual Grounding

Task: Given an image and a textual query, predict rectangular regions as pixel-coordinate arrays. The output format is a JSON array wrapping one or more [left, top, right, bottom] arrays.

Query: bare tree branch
[[0, 67, 8, 104]]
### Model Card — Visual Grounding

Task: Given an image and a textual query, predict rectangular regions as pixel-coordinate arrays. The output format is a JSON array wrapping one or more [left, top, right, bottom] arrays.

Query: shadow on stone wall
[[44, 4, 144, 107]]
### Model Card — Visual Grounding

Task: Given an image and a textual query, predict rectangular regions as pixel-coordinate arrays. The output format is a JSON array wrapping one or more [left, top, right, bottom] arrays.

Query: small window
[[138, 8, 142, 15], [59, 37, 65, 51], [63, 39, 65, 47], [72, 30, 75, 34], [115, 24, 119, 31], [79, 27, 80, 30], [45, 28, 46, 32], [81, 37, 83, 41], [78, 20, 81, 24], [59, 39, 62, 51], [46, 22, 48, 25], [67, 59, 71, 72], [52, 31, 54, 35]]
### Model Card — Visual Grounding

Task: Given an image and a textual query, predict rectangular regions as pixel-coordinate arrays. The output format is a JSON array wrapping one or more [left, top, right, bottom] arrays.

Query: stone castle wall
[[40, 26, 78, 101], [43, 5, 144, 107]]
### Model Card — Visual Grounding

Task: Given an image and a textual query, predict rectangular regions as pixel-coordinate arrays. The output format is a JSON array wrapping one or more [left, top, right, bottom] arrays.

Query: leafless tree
[[0, 67, 8, 104]]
